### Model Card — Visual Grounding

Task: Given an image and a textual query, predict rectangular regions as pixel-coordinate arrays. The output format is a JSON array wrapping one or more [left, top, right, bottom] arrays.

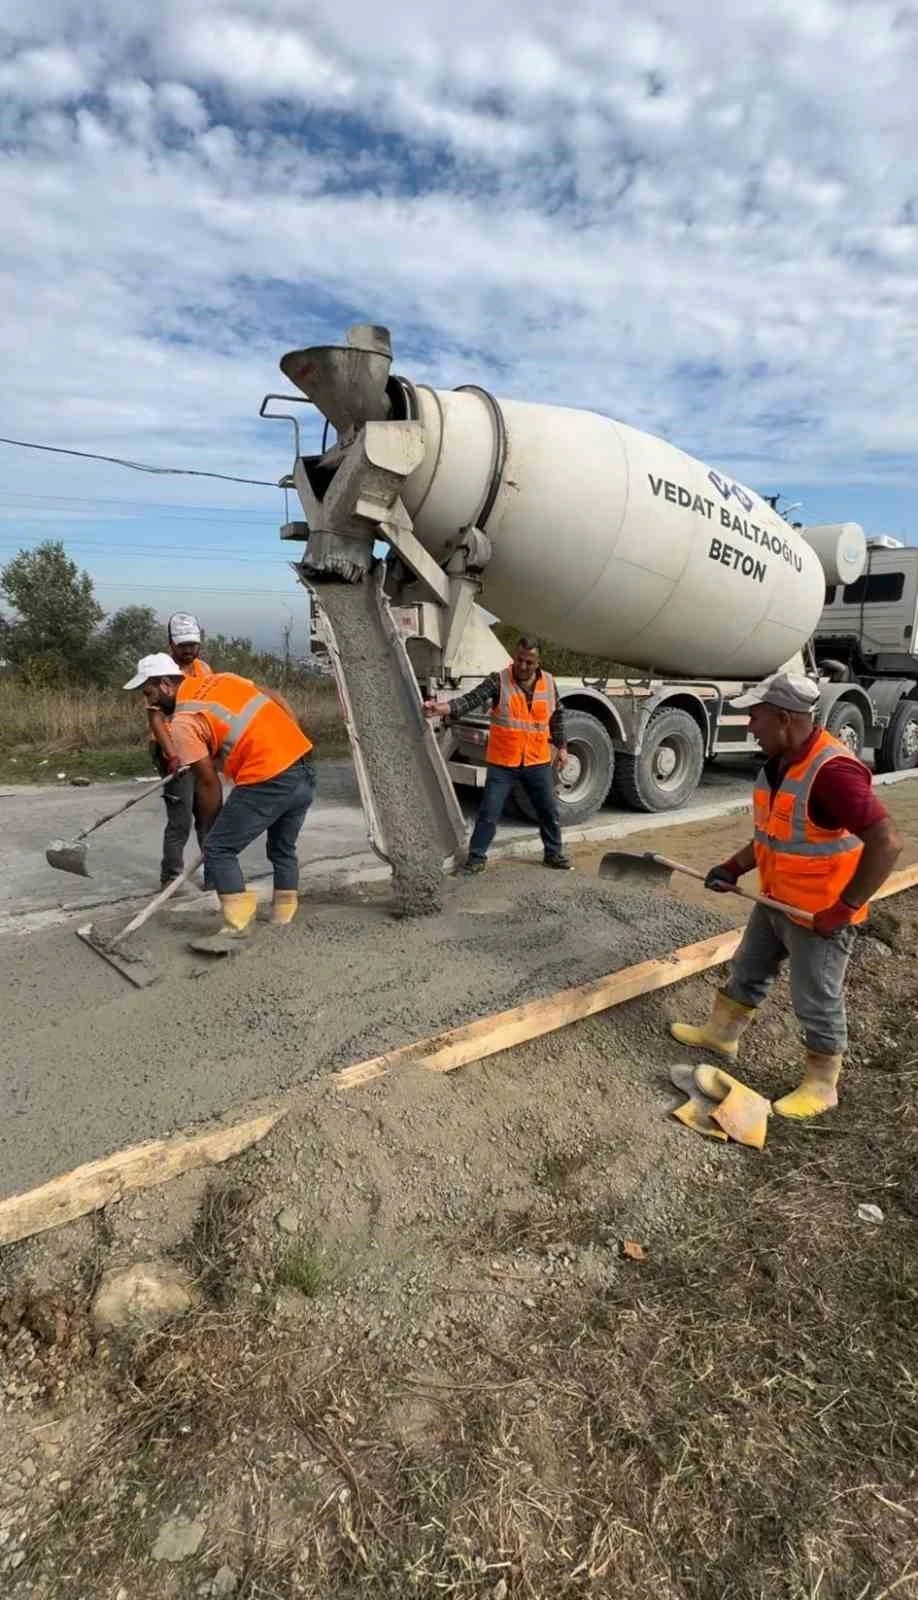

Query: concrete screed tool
[[598, 850, 813, 926], [75, 851, 203, 987], [45, 770, 184, 877]]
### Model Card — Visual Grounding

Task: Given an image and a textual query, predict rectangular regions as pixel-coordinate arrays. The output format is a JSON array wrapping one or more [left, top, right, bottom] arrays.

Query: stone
[[275, 1207, 301, 1236], [10, 1549, 25, 1569], [151, 1514, 207, 1562], [212, 1566, 239, 1596], [92, 1263, 197, 1332]]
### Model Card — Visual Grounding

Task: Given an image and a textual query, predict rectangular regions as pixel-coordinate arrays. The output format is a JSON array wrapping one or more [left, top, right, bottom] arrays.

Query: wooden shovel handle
[[77, 768, 188, 841], [112, 852, 203, 945], [651, 854, 815, 927]]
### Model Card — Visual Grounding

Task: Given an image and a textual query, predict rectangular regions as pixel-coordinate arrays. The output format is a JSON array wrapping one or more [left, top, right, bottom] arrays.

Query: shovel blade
[[45, 841, 91, 877], [598, 850, 673, 887]]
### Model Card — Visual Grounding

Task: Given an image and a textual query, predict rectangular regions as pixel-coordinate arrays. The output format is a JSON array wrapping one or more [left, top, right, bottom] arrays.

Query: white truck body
[[263, 325, 918, 845]]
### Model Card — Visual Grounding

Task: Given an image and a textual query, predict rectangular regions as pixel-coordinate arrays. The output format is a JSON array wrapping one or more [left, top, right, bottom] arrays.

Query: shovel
[[45, 768, 186, 877], [598, 850, 813, 926]]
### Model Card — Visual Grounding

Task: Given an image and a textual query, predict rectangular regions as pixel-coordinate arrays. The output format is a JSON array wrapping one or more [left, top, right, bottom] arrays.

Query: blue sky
[[1, 0, 916, 649]]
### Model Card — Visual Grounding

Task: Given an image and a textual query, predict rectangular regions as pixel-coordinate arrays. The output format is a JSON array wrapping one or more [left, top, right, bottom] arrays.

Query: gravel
[[0, 863, 738, 1198]]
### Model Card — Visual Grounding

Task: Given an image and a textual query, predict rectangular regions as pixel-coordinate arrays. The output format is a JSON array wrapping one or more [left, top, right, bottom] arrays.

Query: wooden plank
[[874, 862, 918, 900], [335, 864, 918, 1092], [0, 1110, 284, 1247], [335, 928, 744, 1090]]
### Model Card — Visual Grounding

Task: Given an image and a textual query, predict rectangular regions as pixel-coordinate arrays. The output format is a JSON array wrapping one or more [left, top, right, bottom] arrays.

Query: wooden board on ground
[[5, 867, 917, 1248], [334, 864, 918, 1090], [0, 1111, 283, 1247]]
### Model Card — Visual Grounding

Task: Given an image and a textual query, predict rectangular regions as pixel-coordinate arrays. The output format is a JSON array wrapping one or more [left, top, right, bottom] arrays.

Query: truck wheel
[[876, 699, 918, 772], [614, 707, 705, 813], [512, 710, 615, 827], [825, 700, 866, 757]]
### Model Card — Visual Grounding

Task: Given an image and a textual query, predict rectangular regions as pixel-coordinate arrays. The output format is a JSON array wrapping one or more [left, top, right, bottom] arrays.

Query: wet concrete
[[0, 864, 736, 1200]]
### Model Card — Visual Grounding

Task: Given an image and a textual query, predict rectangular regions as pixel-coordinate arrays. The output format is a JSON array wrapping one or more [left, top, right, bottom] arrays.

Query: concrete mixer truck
[[260, 324, 918, 863]]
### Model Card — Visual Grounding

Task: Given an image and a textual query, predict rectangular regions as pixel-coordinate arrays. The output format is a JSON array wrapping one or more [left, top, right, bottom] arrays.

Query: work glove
[[704, 856, 747, 893], [812, 898, 859, 939]]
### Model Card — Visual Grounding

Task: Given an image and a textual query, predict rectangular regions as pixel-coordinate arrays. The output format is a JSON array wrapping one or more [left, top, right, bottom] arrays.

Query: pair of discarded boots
[[669, 990, 842, 1136]]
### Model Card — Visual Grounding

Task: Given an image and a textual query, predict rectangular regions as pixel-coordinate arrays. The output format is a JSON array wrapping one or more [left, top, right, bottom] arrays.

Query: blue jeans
[[468, 761, 563, 863], [203, 756, 315, 895]]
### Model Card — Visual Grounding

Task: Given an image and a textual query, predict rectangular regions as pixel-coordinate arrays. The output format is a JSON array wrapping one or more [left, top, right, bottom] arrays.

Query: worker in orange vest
[[147, 614, 213, 888], [425, 637, 571, 875], [671, 673, 901, 1117], [126, 653, 314, 940]]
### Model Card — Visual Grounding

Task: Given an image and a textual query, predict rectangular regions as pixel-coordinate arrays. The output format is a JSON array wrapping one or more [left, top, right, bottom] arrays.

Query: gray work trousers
[[724, 903, 857, 1055], [161, 768, 206, 885]]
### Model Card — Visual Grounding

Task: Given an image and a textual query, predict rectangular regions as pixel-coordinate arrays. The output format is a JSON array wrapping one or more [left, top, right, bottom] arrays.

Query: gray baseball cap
[[731, 673, 820, 713]]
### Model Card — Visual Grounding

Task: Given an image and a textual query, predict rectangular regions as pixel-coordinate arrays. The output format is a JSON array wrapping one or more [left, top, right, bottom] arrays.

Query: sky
[[0, 0, 916, 650]]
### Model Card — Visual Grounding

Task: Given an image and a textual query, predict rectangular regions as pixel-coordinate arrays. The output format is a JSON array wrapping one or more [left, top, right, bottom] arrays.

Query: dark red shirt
[[764, 730, 888, 836]]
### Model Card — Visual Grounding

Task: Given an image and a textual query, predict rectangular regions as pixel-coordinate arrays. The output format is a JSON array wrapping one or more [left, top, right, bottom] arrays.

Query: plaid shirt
[[446, 670, 566, 747]]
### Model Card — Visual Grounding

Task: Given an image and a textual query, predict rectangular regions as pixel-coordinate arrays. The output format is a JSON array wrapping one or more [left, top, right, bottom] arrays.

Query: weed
[[185, 1180, 254, 1306], [276, 1235, 328, 1297]]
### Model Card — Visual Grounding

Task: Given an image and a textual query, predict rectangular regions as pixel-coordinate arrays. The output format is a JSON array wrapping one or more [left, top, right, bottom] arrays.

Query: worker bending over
[[671, 673, 901, 1117], [148, 613, 212, 888], [126, 654, 314, 936], [425, 637, 571, 874]]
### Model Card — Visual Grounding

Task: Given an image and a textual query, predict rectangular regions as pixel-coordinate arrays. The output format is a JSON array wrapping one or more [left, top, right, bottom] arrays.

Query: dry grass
[[12, 1021, 918, 1599], [0, 676, 345, 756], [6, 921, 918, 1598]]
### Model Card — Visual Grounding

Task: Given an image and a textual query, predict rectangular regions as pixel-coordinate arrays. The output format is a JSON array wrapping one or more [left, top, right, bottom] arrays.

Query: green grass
[[0, 748, 153, 784], [276, 1236, 329, 1298]]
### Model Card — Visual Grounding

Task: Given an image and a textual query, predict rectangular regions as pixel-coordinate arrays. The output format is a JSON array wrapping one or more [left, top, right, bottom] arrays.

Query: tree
[[88, 605, 161, 687], [0, 541, 104, 684]]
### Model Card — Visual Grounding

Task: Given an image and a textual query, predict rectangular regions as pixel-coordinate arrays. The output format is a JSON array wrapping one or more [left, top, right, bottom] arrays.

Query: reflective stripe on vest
[[179, 692, 270, 758]]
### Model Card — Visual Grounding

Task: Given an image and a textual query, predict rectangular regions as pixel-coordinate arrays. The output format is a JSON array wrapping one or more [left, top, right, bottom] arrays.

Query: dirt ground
[[1, 785, 917, 1597]]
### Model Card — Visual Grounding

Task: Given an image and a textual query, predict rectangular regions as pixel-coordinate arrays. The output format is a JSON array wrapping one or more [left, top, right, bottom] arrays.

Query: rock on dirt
[[211, 1567, 239, 1596], [91, 1262, 197, 1331], [275, 1206, 301, 1235], [151, 1514, 207, 1562]]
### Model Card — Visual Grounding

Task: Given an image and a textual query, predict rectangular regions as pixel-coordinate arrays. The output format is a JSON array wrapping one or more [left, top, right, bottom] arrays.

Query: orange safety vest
[[753, 729, 868, 926], [175, 671, 312, 786], [486, 667, 558, 768]]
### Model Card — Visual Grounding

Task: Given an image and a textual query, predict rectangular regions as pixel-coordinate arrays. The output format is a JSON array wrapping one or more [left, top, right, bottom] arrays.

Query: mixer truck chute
[[260, 323, 915, 851]]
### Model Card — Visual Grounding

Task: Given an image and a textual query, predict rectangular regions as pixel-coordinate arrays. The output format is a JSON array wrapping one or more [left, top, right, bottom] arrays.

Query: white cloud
[[0, 0, 915, 540], [0, 44, 91, 102]]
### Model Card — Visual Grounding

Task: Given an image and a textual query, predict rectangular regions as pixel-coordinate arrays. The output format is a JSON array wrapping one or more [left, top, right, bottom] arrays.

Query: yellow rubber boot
[[694, 1065, 771, 1150], [219, 890, 258, 936], [271, 890, 299, 927], [670, 991, 756, 1062], [774, 1051, 842, 1119], [669, 1063, 728, 1141]]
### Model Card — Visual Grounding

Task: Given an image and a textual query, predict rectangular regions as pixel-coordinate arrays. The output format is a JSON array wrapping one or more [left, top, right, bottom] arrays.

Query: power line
[[0, 435, 281, 488]]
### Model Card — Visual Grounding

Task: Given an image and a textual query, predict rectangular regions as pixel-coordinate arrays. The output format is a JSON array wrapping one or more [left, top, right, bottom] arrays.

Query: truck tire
[[825, 700, 866, 757], [876, 699, 918, 773], [614, 706, 706, 813], [512, 710, 614, 827]]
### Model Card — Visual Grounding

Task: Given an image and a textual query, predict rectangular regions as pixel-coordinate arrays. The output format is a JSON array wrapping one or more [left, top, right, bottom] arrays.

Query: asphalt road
[[0, 757, 756, 928]]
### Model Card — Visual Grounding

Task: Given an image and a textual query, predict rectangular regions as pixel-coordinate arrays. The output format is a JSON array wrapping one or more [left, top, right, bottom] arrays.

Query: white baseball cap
[[168, 612, 202, 644], [123, 653, 184, 690], [731, 673, 821, 713]]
